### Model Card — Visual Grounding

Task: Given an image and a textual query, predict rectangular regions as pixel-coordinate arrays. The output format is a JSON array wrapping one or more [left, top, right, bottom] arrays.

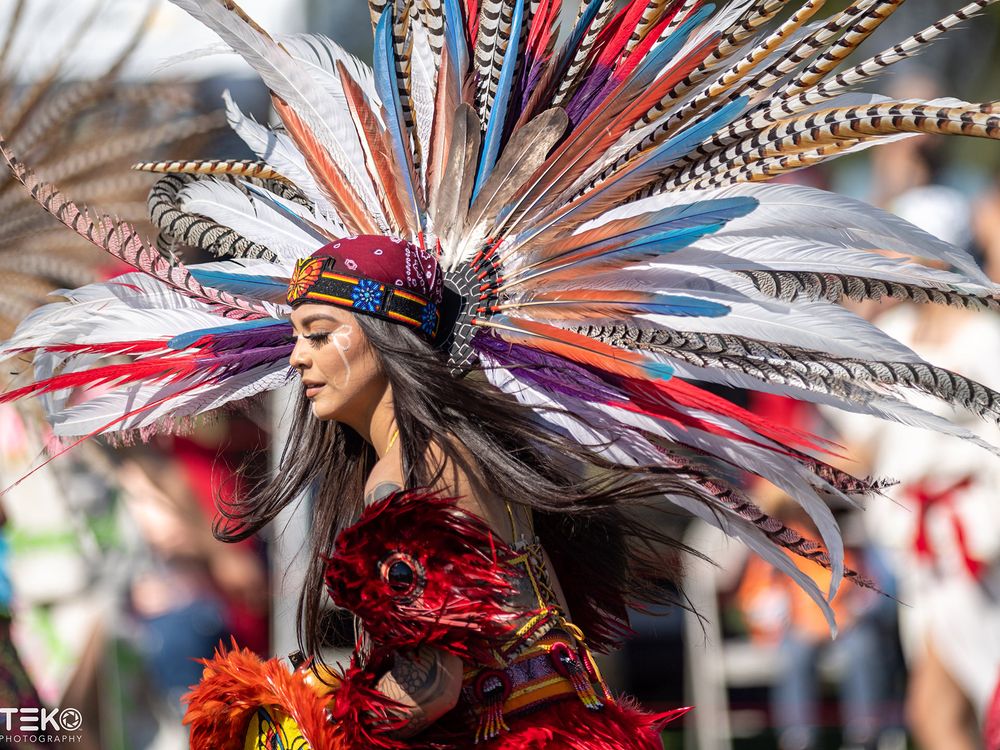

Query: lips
[[302, 381, 324, 399]]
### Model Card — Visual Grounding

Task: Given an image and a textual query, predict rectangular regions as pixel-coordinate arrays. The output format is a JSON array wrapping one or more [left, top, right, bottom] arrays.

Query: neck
[[355, 386, 397, 459]]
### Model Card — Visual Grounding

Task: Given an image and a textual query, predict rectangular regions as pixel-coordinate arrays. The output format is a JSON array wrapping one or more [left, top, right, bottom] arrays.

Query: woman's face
[[289, 304, 388, 423]]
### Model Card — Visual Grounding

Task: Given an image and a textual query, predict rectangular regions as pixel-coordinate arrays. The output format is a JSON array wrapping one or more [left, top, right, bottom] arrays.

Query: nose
[[289, 334, 311, 371]]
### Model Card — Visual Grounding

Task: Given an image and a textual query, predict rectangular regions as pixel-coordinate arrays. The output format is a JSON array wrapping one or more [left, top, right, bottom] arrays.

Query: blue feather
[[189, 269, 288, 302], [557, 97, 752, 234], [565, 0, 604, 58], [554, 291, 728, 317], [646, 96, 750, 167], [471, 0, 527, 200], [541, 0, 604, 104], [521, 222, 728, 282], [643, 361, 675, 381], [169, 319, 287, 350], [597, 198, 758, 246], [373, 7, 422, 230], [626, 5, 715, 93], [618, 222, 727, 255], [638, 293, 729, 317], [442, 0, 469, 84]]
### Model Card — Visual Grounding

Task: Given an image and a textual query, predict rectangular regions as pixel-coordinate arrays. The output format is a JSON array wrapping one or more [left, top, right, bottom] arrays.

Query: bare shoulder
[[362, 436, 508, 535]]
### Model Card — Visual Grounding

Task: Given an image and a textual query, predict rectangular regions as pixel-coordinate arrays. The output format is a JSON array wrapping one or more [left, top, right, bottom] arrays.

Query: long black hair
[[216, 316, 705, 657]]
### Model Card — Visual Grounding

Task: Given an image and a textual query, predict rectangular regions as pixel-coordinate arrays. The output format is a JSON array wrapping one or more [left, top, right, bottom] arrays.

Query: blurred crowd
[[0, 2, 999, 749]]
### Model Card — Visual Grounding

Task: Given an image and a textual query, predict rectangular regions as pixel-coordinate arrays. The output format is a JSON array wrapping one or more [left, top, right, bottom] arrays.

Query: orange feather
[[500, 35, 719, 242], [481, 316, 674, 382], [337, 61, 415, 233], [271, 94, 379, 236]]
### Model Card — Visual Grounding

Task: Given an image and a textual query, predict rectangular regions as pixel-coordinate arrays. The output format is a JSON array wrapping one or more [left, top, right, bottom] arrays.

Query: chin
[[310, 398, 341, 422]]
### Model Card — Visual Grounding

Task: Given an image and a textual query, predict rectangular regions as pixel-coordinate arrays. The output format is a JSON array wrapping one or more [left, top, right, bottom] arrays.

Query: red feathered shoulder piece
[[324, 490, 519, 663]]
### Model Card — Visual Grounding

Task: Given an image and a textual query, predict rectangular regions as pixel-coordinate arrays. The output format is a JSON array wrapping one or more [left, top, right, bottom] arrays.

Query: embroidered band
[[287, 236, 443, 339]]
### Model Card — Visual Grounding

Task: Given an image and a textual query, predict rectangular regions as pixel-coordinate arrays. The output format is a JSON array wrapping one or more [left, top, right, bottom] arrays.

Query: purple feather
[[197, 344, 294, 380], [564, 62, 614, 124], [473, 331, 621, 403], [198, 324, 293, 354], [518, 53, 548, 112]]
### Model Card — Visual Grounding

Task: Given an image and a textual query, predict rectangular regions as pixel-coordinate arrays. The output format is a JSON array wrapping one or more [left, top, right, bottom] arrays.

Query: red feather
[[649, 377, 838, 455], [524, 0, 560, 63], [592, 0, 650, 70], [461, 696, 688, 749], [324, 490, 519, 664], [466, 0, 479, 47], [486, 316, 675, 384], [500, 34, 718, 240], [0, 356, 204, 405], [5, 341, 167, 358], [615, 1, 690, 80]]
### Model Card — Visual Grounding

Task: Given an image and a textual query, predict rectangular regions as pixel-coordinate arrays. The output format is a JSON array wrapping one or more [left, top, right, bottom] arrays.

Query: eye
[[302, 332, 330, 348], [379, 552, 425, 601]]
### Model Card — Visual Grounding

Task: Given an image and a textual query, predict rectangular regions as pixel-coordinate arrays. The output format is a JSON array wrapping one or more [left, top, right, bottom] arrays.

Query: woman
[[188, 237, 695, 748], [3, 0, 1000, 747]]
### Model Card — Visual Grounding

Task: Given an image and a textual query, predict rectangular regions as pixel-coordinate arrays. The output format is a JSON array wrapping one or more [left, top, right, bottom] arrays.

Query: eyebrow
[[297, 313, 343, 328]]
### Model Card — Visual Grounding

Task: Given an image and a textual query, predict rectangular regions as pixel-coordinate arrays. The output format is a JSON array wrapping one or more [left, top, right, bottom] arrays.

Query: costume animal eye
[[379, 552, 425, 601], [387, 560, 414, 590]]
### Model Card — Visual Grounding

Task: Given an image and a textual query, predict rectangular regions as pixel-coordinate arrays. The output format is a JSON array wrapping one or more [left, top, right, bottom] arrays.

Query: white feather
[[584, 396, 848, 595], [169, 0, 386, 229], [222, 90, 338, 220], [670, 0, 755, 59], [664, 357, 1000, 457], [626, 293, 923, 363], [642, 241, 999, 298], [409, 21, 437, 194], [151, 42, 232, 74], [275, 33, 381, 107], [669, 489, 838, 633], [483, 359, 843, 613], [50, 366, 291, 437], [3, 265, 285, 357], [578, 183, 987, 282], [179, 179, 326, 263]]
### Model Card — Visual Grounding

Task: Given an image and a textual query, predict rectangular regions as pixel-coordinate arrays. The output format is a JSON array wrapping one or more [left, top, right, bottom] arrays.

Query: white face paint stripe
[[331, 324, 353, 389]]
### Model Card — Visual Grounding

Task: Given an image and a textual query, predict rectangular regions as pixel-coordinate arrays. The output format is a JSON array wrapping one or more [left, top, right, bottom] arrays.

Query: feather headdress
[[4, 0, 1000, 624]]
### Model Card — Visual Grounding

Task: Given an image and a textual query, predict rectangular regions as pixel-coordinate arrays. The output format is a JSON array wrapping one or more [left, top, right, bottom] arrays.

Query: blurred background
[[1, 1, 999, 748]]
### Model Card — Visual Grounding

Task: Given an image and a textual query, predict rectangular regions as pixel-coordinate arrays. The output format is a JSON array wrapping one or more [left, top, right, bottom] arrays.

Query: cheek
[[315, 325, 356, 385]]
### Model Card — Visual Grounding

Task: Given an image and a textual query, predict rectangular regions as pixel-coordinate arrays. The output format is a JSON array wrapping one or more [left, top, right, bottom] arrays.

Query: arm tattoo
[[392, 649, 440, 697], [365, 481, 402, 507], [376, 648, 445, 736]]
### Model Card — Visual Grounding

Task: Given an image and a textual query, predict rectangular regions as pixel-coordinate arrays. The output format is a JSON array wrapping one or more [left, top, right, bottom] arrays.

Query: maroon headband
[[287, 235, 443, 339]]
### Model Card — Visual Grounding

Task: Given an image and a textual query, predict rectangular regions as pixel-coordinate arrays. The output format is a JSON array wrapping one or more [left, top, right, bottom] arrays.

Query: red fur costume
[[184, 491, 686, 748]]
